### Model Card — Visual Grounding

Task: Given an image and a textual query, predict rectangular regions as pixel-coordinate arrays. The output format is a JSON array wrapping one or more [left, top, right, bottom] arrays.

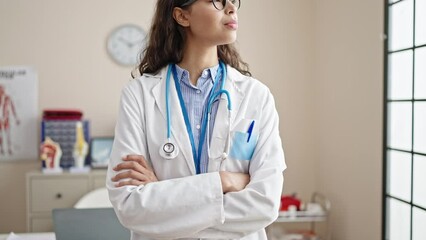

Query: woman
[[107, 0, 286, 239]]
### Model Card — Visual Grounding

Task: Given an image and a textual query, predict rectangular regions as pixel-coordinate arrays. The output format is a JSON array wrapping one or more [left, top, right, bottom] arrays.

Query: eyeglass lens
[[213, 0, 240, 10]]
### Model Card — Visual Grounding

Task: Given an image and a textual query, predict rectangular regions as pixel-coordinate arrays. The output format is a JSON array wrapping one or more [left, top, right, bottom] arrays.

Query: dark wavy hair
[[132, 0, 251, 78]]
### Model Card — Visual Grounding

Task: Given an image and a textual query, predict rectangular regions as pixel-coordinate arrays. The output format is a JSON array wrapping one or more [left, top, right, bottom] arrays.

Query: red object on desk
[[43, 109, 83, 120], [280, 194, 302, 211]]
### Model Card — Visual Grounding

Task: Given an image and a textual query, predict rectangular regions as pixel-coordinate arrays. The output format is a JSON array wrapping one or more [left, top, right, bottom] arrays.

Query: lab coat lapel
[[209, 66, 244, 165], [152, 67, 196, 175]]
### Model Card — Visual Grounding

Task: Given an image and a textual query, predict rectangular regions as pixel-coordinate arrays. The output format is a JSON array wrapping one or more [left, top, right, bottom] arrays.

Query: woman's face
[[183, 0, 238, 46]]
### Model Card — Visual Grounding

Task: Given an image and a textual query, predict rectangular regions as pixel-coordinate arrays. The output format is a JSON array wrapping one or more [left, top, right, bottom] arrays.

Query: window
[[384, 0, 426, 239]]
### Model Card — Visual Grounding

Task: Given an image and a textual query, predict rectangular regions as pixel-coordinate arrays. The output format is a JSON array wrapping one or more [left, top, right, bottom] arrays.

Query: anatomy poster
[[0, 66, 38, 161]]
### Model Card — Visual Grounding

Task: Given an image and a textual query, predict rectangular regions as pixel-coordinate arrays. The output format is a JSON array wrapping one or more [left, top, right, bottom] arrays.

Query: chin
[[219, 34, 237, 45]]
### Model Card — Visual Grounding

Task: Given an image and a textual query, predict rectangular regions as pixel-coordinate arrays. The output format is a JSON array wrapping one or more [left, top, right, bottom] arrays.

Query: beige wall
[[313, 0, 384, 239], [0, 0, 383, 239], [0, 0, 157, 232]]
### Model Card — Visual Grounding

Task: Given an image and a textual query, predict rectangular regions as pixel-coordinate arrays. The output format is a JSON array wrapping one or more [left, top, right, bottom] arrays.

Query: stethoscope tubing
[[164, 61, 232, 173], [166, 65, 173, 140]]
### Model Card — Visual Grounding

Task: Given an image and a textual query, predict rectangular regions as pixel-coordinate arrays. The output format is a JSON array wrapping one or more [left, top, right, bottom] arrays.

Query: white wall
[[0, 0, 384, 239]]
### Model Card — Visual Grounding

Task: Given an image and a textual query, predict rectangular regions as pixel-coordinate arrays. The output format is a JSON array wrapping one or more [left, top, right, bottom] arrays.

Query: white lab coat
[[107, 65, 286, 240]]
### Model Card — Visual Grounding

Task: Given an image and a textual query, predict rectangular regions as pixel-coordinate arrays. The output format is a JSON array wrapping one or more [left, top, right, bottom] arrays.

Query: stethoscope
[[159, 61, 232, 174]]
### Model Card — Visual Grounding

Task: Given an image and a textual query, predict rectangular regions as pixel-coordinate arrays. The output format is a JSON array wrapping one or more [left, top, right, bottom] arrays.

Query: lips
[[225, 20, 238, 30]]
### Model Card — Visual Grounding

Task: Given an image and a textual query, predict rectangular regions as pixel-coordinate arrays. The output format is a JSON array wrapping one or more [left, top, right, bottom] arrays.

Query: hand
[[111, 155, 158, 187], [219, 171, 250, 193]]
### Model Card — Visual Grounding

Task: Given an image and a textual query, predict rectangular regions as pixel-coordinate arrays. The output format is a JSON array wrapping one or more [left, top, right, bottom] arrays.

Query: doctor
[[107, 0, 286, 239]]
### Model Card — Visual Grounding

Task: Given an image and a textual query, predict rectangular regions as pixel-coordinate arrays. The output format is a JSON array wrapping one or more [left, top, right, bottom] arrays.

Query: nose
[[224, 0, 237, 14]]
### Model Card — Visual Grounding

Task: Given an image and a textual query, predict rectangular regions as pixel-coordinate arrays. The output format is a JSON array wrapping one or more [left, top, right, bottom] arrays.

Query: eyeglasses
[[211, 0, 240, 10], [181, 0, 241, 11]]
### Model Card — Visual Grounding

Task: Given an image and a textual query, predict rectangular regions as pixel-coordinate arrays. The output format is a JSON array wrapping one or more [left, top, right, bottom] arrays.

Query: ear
[[173, 7, 190, 27]]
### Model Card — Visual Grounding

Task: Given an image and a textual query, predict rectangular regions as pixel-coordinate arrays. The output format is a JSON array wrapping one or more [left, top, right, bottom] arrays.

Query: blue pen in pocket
[[247, 120, 255, 142], [229, 120, 258, 161]]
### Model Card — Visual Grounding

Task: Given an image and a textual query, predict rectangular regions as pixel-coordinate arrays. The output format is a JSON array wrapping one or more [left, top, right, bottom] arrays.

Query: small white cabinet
[[26, 170, 107, 232]]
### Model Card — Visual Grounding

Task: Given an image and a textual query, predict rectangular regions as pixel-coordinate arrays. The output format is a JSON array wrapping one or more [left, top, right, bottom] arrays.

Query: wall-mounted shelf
[[269, 192, 331, 240]]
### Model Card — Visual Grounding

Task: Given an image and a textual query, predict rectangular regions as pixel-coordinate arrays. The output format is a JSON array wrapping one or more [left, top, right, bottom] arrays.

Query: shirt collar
[[174, 64, 220, 87]]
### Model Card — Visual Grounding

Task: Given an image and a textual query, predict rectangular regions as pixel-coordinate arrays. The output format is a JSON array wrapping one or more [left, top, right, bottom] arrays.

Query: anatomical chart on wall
[[0, 66, 38, 161]]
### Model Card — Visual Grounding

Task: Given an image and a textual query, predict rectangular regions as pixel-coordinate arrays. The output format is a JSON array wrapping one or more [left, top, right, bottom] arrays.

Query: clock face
[[107, 24, 146, 66]]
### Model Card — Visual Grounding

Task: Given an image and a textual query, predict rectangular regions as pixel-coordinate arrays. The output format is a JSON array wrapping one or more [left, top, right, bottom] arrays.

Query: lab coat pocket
[[229, 131, 258, 161]]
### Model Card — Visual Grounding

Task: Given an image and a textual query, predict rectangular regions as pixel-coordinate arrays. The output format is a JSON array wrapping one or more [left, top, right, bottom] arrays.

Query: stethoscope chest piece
[[159, 141, 179, 160]]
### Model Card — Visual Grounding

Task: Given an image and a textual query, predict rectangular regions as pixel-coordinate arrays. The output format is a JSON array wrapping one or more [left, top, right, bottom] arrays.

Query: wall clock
[[107, 24, 146, 66]]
